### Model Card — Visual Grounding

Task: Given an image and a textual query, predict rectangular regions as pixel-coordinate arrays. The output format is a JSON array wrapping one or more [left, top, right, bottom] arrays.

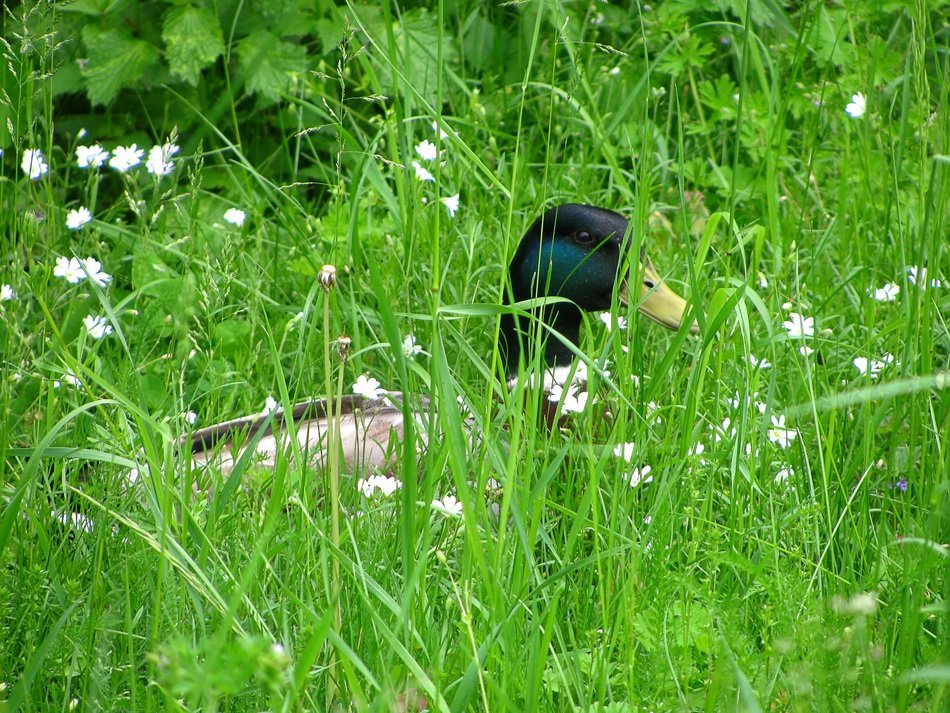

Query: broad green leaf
[[162, 6, 225, 86], [362, 7, 459, 107], [236, 30, 307, 101], [80, 26, 159, 105]]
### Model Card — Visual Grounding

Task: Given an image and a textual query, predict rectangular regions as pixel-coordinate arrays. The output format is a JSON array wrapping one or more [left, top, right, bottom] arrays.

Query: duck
[[185, 203, 696, 475]]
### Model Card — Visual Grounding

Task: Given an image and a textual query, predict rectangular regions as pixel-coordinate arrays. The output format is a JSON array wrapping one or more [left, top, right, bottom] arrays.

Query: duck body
[[185, 204, 693, 475], [187, 393, 428, 474]]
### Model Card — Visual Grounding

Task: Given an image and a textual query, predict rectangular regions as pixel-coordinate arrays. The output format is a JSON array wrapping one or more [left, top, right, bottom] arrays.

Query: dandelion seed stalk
[[318, 264, 342, 706]]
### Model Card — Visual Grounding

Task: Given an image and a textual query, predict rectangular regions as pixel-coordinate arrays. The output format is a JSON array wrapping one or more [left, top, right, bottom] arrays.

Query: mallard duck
[[186, 203, 695, 474]]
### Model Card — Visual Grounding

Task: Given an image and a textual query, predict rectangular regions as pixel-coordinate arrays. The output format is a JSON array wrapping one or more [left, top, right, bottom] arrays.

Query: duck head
[[501, 203, 696, 375]]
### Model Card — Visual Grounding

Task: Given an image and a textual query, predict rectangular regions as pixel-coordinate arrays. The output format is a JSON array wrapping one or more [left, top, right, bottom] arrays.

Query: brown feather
[[185, 391, 431, 475]]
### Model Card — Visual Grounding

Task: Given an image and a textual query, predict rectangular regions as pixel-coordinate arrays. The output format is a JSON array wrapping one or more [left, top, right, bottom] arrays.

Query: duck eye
[[574, 231, 594, 244]]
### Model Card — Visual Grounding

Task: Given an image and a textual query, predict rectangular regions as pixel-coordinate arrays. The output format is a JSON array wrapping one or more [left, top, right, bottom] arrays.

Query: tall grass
[[1, 1, 947, 710]]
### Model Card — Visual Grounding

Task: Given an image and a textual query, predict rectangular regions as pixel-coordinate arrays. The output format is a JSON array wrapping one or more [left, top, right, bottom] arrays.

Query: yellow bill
[[619, 259, 699, 334]]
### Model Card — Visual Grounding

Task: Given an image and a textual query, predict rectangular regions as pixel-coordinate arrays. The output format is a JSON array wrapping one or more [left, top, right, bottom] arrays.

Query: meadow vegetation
[[0, 1, 947, 710]]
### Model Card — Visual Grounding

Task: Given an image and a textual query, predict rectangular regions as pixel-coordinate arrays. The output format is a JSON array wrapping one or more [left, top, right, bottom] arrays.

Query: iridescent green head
[[501, 203, 694, 376]]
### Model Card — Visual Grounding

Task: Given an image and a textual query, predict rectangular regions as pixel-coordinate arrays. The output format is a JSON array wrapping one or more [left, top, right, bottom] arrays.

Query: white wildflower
[[21, 149, 48, 179], [401, 334, 423, 358], [53, 256, 84, 284], [612, 442, 636, 462], [869, 282, 899, 302], [415, 139, 438, 161], [432, 493, 463, 517], [782, 312, 814, 338], [80, 257, 111, 287], [411, 161, 434, 182], [65, 206, 93, 230], [440, 193, 460, 217], [629, 465, 653, 488], [774, 466, 793, 483], [598, 312, 628, 332], [83, 314, 113, 339], [109, 144, 144, 172], [75, 144, 109, 169], [357, 474, 402, 498], [352, 374, 384, 400], [145, 142, 179, 176], [223, 208, 246, 227], [260, 395, 279, 415], [845, 92, 866, 119], [767, 415, 798, 449]]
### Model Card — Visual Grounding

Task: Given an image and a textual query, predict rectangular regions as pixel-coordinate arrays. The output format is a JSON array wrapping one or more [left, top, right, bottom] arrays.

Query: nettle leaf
[[80, 26, 159, 106], [237, 30, 307, 101], [162, 6, 225, 86], [362, 7, 458, 106]]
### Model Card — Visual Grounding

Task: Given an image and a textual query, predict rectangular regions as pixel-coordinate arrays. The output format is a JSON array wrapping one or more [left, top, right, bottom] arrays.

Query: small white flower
[[53, 256, 84, 284], [358, 474, 402, 497], [411, 161, 435, 182], [869, 282, 900, 302], [782, 312, 814, 338], [628, 465, 653, 488], [352, 374, 384, 400], [109, 144, 144, 172], [54, 370, 82, 389], [845, 92, 866, 119], [689, 442, 705, 456], [182, 410, 198, 425], [548, 383, 590, 415], [774, 466, 793, 483], [757, 273, 769, 289], [223, 208, 246, 227], [440, 193, 460, 217], [613, 442, 636, 462], [432, 493, 463, 517], [415, 139, 438, 161], [0, 284, 14, 302], [21, 149, 48, 179], [799, 346, 814, 357], [83, 314, 113, 339], [401, 334, 423, 358], [80, 257, 111, 287], [748, 354, 771, 370], [713, 417, 736, 443], [598, 312, 628, 332], [65, 206, 93, 230], [261, 395, 279, 415], [77, 128, 87, 139], [609, 66, 621, 76], [145, 142, 179, 176], [853, 354, 894, 379], [432, 121, 449, 139], [75, 144, 109, 169], [907, 265, 943, 288], [767, 415, 798, 449], [56, 510, 94, 533]]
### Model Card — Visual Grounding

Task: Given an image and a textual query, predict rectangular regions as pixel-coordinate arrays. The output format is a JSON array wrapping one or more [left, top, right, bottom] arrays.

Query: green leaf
[[80, 26, 159, 106], [362, 7, 459, 107], [162, 6, 225, 86], [213, 319, 252, 358], [236, 30, 307, 101]]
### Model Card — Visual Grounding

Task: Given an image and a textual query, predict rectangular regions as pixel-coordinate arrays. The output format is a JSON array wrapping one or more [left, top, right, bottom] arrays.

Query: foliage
[[0, 0, 947, 711]]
